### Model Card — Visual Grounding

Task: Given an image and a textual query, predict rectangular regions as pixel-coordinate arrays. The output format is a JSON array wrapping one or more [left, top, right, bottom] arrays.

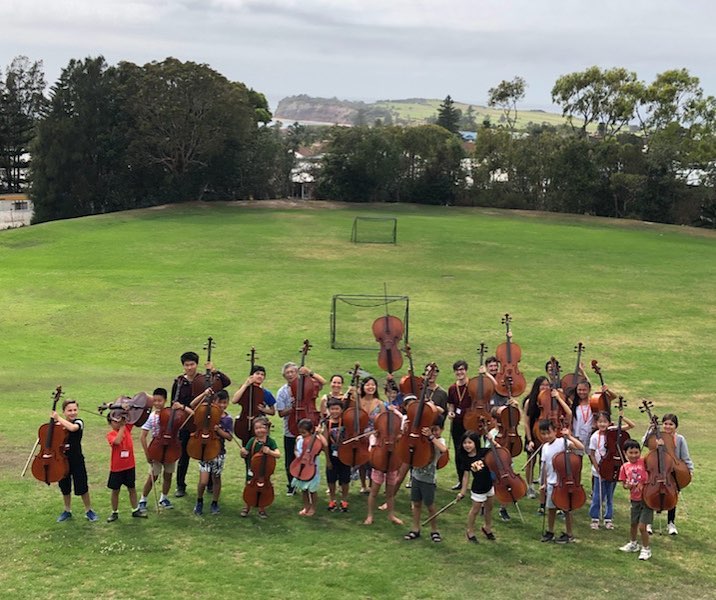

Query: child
[[191, 389, 233, 515], [324, 398, 351, 513], [291, 419, 327, 516], [588, 409, 634, 530], [365, 403, 405, 526], [52, 399, 98, 522], [139, 388, 194, 512], [240, 416, 281, 518], [538, 419, 584, 543], [403, 418, 447, 542], [618, 439, 653, 560], [106, 412, 146, 522], [485, 407, 511, 522], [458, 430, 495, 543], [659, 413, 693, 535]]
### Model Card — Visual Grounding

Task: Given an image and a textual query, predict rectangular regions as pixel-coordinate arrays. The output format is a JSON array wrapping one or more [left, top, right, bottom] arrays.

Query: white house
[[0, 194, 33, 229]]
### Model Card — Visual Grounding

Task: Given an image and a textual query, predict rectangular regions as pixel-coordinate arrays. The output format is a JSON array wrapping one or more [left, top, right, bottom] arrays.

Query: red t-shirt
[[618, 457, 647, 501], [107, 424, 135, 472]]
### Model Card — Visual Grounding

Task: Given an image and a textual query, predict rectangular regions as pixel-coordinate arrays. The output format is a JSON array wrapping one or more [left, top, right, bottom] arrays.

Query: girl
[[291, 419, 327, 516], [588, 409, 635, 529], [457, 431, 496, 543], [358, 377, 384, 494], [240, 416, 281, 518], [523, 376, 549, 499], [571, 380, 594, 453], [319, 374, 344, 418]]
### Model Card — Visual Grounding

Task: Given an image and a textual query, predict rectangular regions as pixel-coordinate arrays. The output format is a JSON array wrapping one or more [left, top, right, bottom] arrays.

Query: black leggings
[[176, 430, 190, 490], [283, 435, 296, 490], [451, 420, 466, 482]]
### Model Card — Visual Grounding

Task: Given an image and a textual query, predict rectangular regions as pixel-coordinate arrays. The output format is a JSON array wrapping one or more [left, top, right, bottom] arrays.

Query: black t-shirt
[[65, 418, 84, 460], [458, 447, 492, 494]]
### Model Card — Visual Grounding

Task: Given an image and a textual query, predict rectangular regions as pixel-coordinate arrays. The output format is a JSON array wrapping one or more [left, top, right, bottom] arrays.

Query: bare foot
[[305, 508, 315, 517], [298, 508, 307, 516], [378, 502, 388, 511], [389, 515, 404, 525], [363, 516, 373, 525]]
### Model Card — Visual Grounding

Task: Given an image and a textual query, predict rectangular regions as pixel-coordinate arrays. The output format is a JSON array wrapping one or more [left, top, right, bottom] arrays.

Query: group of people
[[46, 347, 694, 561]]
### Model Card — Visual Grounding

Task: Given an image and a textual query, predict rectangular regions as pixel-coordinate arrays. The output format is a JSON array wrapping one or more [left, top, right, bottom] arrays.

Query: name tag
[[332, 449, 338, 457], [120, 450, 129, 459], [247, 469, 254, 478], [456, 408, 462, 415]]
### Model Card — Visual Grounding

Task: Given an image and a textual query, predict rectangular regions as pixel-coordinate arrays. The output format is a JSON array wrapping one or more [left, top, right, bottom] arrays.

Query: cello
[[337, 363, 370, 468], [598, 396, 631, 482], [370, 404, 404, 473], [641, 402, 691, 490], [98, 392, 153, 427], [495, 378, 523, 457], [373, 284, 404, 374], [484, 435, 527, 505], [397, 364, 437, 469], [243, 440, 276, 510], [494, 314, 526, 397], [560, 342, 586, 403], [186, 338, 222, 462], [31, 387, 70, 485], [533, 357, 568, 440], [589, 360, 617, 414], [147, 386, 190, 465], [288, 340, 321, 436], [640, 401, 679, 512], [551, 419, 587, 512], [399, 343, 423, 398], [233, 347, 266, 445], [464, 343, 492, 434], [289, 423, 326, 482]]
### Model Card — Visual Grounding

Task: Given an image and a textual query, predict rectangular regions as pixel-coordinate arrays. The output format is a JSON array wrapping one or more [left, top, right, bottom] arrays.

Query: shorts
[[410, 478, 436, 506], [150, 460, 176, 477], [545, 483, 556, 509], [59, 457, 89, 496], [107, 467, 136, 491], [371, 469, 399, 487], [630, 500, 654, 525], [470, 487, 495, 503], [199, 453, 226, 477], [326, 455, 351, 485]]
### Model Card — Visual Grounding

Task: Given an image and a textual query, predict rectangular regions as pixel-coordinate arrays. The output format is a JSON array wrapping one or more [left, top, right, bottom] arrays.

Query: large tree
[[436, 95, 462, 135], [487, 76, 526, 132]]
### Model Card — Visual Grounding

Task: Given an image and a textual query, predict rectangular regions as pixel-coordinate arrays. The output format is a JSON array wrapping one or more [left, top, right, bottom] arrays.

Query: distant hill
[[275, 94, 569, 129]]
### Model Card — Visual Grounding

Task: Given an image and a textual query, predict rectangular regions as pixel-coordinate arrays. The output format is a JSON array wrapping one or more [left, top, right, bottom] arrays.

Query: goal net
[[350, 216, 397, 244], [330, 294, 410, 350]]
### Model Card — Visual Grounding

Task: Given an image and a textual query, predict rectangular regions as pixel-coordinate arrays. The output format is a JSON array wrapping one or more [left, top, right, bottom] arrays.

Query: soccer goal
[[350, 216, 397, 244], [330, 294, 410, 350]]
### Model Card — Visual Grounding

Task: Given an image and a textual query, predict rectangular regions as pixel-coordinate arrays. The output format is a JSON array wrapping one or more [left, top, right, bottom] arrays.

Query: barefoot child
[[291, 419, 327, 516]]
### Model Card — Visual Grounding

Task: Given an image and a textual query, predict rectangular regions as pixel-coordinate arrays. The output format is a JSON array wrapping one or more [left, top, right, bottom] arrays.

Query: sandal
[[481, 527, 496, 541], [404, 530, 420, 540], [239, 508, 249, 518], [258, 510, 268, 519], [466, 532, 479, 544], [430, 531, 442, 543]]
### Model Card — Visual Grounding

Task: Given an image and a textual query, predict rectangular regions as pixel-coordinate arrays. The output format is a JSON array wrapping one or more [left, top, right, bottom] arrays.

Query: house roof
[[0, 193, 30, 202]]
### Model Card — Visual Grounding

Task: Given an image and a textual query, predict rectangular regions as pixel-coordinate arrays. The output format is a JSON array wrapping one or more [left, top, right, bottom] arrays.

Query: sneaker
[[646, 524, 653, 535], [405, 481, 412, 489], [211, 502, 220, 515], [537, 506, 545, 516], [286, 487, 295, 496], [138, 500, 148, 512], [554, 532, 575, 544], [499, 508, 511, 522], [56, 511, 72, 523], [638, 546, 652, 561], [620, 540, 640, 552], [159, 498, 174, 509], [327, 501, 337, 512], [591, 519, 600, 530], [340, 501, 349, 513], [193, 501, 203, 516], [667, 522, 678, 536], [451, 482, 462, 491], [527, 487, 537, 499], [132, 509, 148, 518], [557, 509, 565, 520], [540, 531, 555, 543], [605, 520, 614, 530], [175, 487, 186, 498], [85, 510, 98, 522], [106, 512, 119, 523]]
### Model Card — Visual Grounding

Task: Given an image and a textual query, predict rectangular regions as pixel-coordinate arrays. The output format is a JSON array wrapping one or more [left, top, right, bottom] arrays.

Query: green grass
[[1, 201, 715, 599]]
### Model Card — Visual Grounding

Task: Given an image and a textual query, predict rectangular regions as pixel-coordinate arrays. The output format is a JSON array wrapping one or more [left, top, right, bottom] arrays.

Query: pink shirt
[[618, 458, 647, 501]]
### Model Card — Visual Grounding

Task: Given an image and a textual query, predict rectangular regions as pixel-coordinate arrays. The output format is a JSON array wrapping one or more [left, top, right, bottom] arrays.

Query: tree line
[[1, 57, 714, 227]]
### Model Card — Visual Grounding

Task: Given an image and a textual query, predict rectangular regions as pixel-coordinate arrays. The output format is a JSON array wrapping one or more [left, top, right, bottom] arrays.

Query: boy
[[404, 417, 447, 542], [52, 399, 98, 522], [324, 398, 351, 512], [190, 389, 233, 515], [139, 388, 194, 512], [240, 416, 281, 517], [171, 350, 231, 498], [106, 411, 146, 522], [538, 419, 584, 543], [447, 359, 470, 491], [618, 439, 654, 560]]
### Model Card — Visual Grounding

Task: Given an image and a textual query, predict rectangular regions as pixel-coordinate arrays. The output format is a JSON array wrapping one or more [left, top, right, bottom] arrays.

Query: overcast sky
[[3, 0, 715, 110]]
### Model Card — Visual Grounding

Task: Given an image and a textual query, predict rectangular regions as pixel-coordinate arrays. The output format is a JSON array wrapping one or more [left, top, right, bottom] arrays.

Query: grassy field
[[1, 201, 714, 599]]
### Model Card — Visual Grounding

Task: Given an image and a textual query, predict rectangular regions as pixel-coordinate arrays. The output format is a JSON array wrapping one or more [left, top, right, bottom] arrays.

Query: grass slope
[[1, 201, 714, 599]]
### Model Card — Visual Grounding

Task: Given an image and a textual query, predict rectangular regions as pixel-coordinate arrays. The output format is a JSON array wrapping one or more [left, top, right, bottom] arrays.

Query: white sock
[[139, 496, 147, 503], [160, 494, 168, 502]]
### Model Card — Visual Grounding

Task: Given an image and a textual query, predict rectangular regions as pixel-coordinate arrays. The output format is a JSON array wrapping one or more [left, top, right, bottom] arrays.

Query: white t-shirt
[[541, 437, 572, 485], [588, 429, 607, 477]]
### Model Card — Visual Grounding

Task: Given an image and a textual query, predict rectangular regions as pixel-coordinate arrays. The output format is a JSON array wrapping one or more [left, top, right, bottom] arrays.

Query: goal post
[[330, 294, 410, 350], [350, 216, 397, 244]]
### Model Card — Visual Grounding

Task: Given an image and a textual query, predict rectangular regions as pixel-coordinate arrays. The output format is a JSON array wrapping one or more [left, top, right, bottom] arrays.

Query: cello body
[[147, 406, 188, 464], [464, 342, 492, 434], [243, 447, 276, 509], [397, 364, 436, 469], [370, 410, 403, 472], [551, 435, 587, 512], [31, 387, 69, 485], [494, 314, 526, 397], [484, 445, 527, 505]]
